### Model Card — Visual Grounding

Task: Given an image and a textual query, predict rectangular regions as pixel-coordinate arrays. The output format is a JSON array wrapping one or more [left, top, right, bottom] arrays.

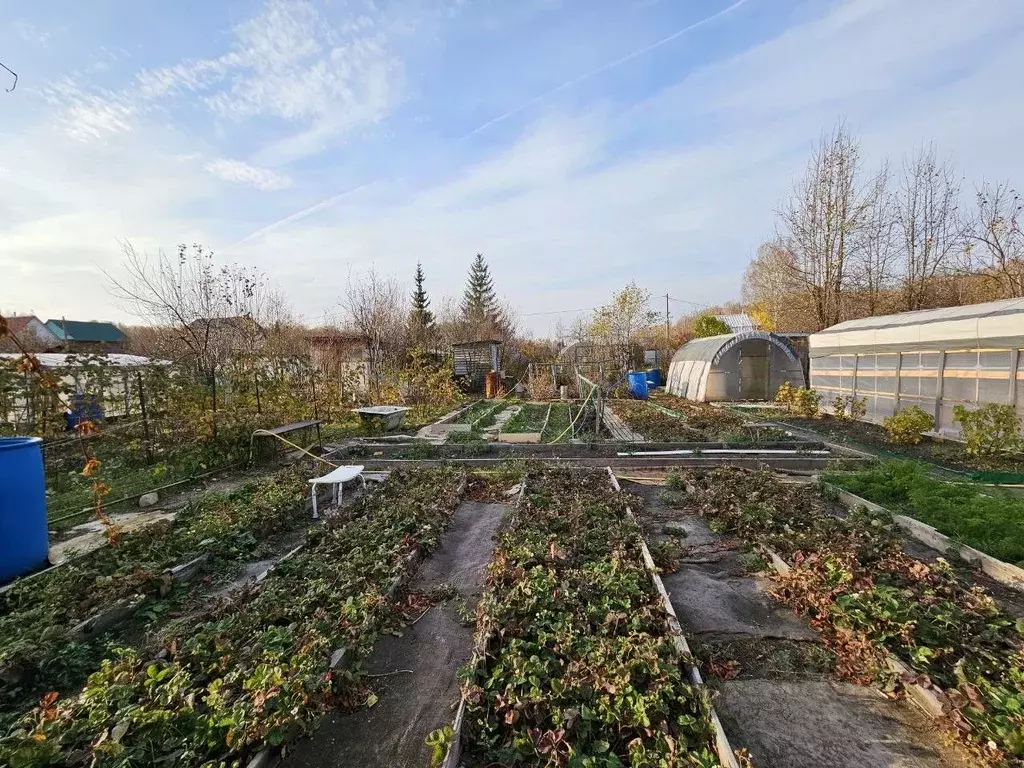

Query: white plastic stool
[[308, 464, 366, 519]]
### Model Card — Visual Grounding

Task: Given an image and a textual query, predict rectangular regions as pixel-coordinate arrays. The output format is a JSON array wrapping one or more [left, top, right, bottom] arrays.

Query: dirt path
[[626, 481, 975, 768], [282, 500, 508, 768]]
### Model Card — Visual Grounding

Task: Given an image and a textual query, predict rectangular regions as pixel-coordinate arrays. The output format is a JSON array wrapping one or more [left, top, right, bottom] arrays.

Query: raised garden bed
[[497, 403, 549, 443], [672, 466, 1024, 765], [823, 460, 1024, 567], [0, 466, 468, 767], [0, 466, 315, 731], [446, 466, 732, 766], [738, 408, 1024, 479]]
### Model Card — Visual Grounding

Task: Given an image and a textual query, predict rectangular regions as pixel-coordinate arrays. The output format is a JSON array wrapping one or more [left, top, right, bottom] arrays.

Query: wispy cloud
[[44, 0, 402, 148], [203, 158, 293, 191]]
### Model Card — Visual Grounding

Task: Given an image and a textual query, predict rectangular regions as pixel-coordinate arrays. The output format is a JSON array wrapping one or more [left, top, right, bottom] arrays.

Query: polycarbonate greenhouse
[[666, 332, 806, 402], [808, 298, 1024, 436]]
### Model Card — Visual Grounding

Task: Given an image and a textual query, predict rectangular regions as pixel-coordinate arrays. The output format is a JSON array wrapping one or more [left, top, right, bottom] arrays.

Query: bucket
[[627, 371, 649, 400], [0, 437, 49, 583], [645, 369, 662, 388]]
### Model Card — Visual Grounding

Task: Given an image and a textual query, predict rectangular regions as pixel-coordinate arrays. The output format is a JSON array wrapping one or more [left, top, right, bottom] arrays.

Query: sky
[[2, 0, 1024, 337]]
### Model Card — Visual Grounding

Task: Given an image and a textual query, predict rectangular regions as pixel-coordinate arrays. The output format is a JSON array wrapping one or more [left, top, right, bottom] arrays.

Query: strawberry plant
[[457, 467, 722, 766], [0, 467, 313, 732], [675, 467, 1024, 765], [0, 466, 467, 767]]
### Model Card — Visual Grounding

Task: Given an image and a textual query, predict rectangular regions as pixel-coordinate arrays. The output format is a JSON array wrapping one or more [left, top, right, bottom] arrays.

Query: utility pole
[[664, 294, 670, 364]]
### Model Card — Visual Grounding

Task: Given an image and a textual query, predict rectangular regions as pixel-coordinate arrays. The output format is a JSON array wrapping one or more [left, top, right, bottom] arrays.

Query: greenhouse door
[[739, 341, 770, 400]]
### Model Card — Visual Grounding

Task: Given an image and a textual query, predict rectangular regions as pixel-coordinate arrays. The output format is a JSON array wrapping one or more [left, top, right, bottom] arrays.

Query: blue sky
[[3, 0, 1024, 335]]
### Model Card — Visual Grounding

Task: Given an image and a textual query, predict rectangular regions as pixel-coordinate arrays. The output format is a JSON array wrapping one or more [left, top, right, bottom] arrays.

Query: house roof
[[715, 313, 758, 333], [4, 316, 36, 336], [45, 319, 125, 343]]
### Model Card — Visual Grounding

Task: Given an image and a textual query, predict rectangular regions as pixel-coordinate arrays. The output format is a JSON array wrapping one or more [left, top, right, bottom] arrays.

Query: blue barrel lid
[[0, 436, 43, 451]]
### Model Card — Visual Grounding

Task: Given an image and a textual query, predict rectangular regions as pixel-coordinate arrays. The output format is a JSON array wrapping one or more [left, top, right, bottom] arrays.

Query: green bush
[[953, 403, 1022, 457], [831, 394, 867, 421], [775, 382, 796, 410], [882, 406, 934, 445], [793, 387, 821, 418]]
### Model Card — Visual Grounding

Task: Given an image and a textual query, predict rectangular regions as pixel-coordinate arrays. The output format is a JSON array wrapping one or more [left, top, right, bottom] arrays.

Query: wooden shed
[[453, 340, 501, 393]]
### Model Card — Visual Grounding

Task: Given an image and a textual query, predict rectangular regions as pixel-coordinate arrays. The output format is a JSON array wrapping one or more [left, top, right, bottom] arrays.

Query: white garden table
[[308, 464, 365, 519]]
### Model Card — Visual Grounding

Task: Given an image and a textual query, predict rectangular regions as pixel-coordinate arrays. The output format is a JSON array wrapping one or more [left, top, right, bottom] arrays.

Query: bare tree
[[742, 241, 805, 331], [108, 241, 288, 373], [777, 122, 875, 330], [895, 144, 965, 311], [851, 162, 897, 316], [969, 181, 1024, 298], [341, 267, 407, 391]]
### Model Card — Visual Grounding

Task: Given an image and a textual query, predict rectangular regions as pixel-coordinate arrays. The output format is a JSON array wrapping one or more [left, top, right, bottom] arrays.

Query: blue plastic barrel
[[627, 371, 649, 400], [646, 368, 662, 388], [0, 437, 49, 583]]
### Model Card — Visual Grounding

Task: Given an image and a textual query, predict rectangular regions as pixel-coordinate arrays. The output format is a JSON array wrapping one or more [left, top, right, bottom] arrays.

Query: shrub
[[693, 314, 731, 337], [848, 396, 867, 421], [793, 387, 821, 418], [830, 394, 868, 422], [882, 406, 934, 445], [953, 403, 1022, 457], [775, 382, 796, 410]]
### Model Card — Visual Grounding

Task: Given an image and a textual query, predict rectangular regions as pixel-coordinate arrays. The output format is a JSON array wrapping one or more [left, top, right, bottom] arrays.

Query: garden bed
[[737, 408, 1024, 478], [672, 466, 1024, 765], [823, 460, 1024, 567], [0, 466, 316, 731], [0, 466, 468, 767], [449, 466, 730, 766]]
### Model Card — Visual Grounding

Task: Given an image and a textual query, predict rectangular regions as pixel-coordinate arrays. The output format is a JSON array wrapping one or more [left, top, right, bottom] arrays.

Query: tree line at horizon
[[743, 120, 1024, 333]]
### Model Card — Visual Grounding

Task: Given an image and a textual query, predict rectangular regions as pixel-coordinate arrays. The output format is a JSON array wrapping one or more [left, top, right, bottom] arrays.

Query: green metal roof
[[45, 319, 125, 343]]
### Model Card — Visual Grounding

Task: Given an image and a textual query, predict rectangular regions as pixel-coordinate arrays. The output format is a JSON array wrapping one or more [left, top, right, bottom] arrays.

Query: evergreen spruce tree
[[461, 253, 501, 325], [409, 261, 435, 330]]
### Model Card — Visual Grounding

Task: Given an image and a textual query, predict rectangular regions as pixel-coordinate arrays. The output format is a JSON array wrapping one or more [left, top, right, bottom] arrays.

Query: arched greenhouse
[[666, 332, 806, 402]]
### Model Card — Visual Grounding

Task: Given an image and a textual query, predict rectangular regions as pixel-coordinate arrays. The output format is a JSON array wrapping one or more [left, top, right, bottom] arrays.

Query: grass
[[825, 460, 1024, 565], [540, 402, 571, 442], [500, 403, 548, 434]]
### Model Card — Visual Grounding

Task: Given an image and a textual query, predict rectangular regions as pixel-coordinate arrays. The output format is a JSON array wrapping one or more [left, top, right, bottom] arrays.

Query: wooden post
[[137, 371, 153, 465], [310, 370, 322, 449], [934, 351, 946, 429], [1009, 348, 1020, 412]]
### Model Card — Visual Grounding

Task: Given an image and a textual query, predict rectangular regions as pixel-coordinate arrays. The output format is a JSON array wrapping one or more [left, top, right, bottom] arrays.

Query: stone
[[662, 522, 688, 537], [139, 492, 159, 508]]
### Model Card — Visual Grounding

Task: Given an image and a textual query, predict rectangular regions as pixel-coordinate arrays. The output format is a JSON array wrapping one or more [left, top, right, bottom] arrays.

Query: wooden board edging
[[823, 482, 1024, 593], [607, 468, 741, 768]]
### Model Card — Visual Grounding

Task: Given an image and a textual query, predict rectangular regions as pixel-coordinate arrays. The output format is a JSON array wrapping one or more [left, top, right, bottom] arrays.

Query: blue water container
[[627, 371, 649, 400], [646, 368, 662, 388], [0, 437, 49, 583]]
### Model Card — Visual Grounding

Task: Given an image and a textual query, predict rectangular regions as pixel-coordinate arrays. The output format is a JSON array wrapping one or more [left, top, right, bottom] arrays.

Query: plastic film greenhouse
[[666, 331, 806, 401], [808, 297, 1024, 435]]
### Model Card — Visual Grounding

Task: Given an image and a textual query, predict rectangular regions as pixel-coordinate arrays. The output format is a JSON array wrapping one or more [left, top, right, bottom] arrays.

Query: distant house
[[306, 331, 370, 396], [0, 315, 61, 352], [45, 319, 126, 352], [715, 314, 758, 333]]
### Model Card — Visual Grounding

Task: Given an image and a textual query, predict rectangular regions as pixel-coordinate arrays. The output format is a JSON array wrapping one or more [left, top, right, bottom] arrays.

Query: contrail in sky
[[458, 0, 753, 140], [226, 0, 753, 252]]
